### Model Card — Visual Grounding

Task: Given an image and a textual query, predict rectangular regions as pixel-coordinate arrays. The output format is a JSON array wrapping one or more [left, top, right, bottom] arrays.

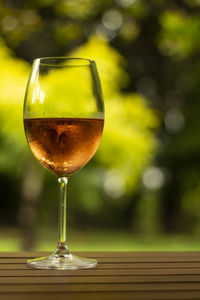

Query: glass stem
[[54, 176, 70, 256]]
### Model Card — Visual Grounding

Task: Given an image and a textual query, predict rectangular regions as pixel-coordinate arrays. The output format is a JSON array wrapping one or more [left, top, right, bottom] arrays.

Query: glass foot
[[27, 253, 97, 270]]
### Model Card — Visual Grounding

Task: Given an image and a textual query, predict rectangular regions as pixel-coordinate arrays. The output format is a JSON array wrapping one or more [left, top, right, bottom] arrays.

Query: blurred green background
[[0, 0, 200, 251]]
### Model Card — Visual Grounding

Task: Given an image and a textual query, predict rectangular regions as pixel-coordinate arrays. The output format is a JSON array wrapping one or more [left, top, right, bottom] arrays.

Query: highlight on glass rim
[[0, 0, 200, 256]]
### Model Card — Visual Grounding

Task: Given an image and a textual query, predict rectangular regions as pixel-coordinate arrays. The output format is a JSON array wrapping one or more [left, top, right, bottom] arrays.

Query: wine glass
[[23, 57, 104, 269]]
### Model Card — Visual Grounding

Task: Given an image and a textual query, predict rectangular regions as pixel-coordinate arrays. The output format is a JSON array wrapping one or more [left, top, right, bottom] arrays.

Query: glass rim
[[34, 57, 95, 67]]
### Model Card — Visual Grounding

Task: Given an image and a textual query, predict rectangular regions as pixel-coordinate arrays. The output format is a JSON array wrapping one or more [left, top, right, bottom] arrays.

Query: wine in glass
[[23, 57, 104, 269]]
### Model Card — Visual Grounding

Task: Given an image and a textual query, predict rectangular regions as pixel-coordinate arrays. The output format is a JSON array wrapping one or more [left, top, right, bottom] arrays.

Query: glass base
[[27, 253, 97, 270]]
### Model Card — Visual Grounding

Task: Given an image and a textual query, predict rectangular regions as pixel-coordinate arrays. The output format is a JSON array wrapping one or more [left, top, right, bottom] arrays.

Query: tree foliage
[[0, 38, 29, 176], [1, 0, 200, 238]]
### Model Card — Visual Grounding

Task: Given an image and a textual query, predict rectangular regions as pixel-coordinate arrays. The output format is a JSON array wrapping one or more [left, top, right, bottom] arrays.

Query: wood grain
[[1, 251, 200, 300]]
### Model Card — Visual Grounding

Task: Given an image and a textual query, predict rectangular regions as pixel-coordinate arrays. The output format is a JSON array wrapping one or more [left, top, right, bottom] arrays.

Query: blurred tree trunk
[[161, 169, 182, 232], [18, 160, 42, 251]]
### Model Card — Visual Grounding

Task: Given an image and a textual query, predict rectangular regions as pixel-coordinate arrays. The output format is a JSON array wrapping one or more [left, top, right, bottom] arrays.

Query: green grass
[[36, 229, 200, 252], [0, 228, 21, 251], [0, 228, 200, 251]]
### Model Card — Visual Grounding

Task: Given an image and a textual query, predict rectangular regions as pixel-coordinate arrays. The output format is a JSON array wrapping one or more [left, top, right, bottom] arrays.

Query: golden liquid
[[24, 118, 104, 177]]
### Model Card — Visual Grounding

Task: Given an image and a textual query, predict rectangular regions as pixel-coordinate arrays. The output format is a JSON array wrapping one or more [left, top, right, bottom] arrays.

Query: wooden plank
[[1, 251, 200, 258], [1, 274, 200, 284], [99, 257, 200, 262], [0, 253, 200, 264], [81, 257, 200, 263], [1, 252, 200, 300], [2, 256, 200, 263], [97, 262, 200, 268], [2, 261, 200, 270], [1, 267, 200, 277], [2, 291, 200, 300], [1, 282, 200, 293]]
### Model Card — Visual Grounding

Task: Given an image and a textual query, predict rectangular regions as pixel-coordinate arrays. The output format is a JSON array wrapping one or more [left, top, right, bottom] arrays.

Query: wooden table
[[1, 251, 200, 299]]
